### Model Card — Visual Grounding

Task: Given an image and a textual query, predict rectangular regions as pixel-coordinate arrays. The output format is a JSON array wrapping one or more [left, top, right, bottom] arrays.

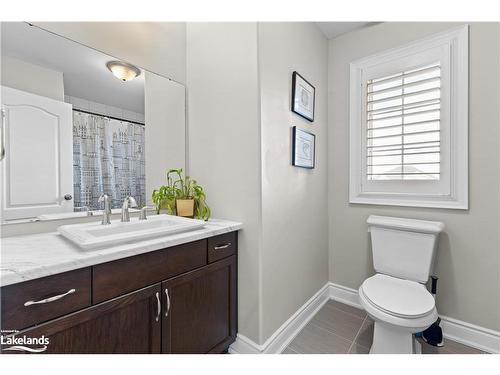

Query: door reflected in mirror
[[0, 22, 186, 222]]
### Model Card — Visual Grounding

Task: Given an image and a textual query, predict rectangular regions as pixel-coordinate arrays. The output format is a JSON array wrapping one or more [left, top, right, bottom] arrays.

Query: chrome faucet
[[121, 196, 137, 222], [139, 206, 148, 221], [98, 194, 112, 225]]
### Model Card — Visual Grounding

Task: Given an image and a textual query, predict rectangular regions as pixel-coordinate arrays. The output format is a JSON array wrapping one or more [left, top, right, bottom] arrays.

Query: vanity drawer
[[207, 232, 237, 263], [1, 268, 91, 331], [92, 240, 207, 303]]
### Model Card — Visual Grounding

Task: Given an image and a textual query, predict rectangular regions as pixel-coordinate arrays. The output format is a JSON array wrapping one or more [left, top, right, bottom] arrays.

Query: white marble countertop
[[0, 218, 242, 287]]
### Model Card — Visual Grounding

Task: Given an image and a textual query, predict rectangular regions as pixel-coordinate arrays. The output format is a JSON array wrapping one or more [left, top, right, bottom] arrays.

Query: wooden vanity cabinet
[[92, 239, 207, 303], [0, 232, 238, 354], [1, 268, 91, 331], [16, 284, 161, 354], [162, 256, 237, 354]]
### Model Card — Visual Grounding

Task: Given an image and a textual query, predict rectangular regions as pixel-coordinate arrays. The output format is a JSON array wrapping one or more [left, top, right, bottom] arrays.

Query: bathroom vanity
[[0, 220, 241, 354], [0, 22, 242, 354]]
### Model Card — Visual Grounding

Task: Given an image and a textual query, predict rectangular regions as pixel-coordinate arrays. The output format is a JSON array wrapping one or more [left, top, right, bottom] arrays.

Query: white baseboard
[[328, 282, 500, 354], [439, 315, 500, 354], [229, 283, 330, 354], [231, 281, 500, 354], [328, 282, 362, 309], [228, 333, 262, 354]]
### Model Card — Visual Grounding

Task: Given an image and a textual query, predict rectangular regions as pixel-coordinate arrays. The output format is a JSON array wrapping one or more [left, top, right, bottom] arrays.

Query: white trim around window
[[349, 25, 469, 209]]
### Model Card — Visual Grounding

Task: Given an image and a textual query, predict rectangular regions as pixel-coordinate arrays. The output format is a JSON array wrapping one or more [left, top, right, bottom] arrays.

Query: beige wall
[[328, 22, 500, 331], [186, 23, 263, 343], [1, 55, 64, 101], [34, 22, 186, 84], [145, 72, 186, 205], [187, 22, 330, 344], [258, 22, 329, 340]]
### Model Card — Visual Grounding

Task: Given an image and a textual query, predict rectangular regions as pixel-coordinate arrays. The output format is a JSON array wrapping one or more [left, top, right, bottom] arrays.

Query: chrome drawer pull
[[24, 288, 76, 307], [165, 288, 171, 317], [214, 243, 231, 250], [155, 292, 161, 322]]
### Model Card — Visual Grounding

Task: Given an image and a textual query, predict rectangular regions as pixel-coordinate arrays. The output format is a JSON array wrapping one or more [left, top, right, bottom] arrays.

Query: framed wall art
[[291, 71, 315, 122], [292, 126, 315, 169]]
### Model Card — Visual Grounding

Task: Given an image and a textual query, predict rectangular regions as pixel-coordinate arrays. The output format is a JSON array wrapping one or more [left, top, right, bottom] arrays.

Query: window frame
[[349, 25, 469, 209]]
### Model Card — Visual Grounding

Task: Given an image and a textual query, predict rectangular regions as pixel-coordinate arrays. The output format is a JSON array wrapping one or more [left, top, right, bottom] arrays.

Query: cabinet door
[[0, 85, 73, 220], [2, 284, 161, 354], [162, 256, 237, 354]]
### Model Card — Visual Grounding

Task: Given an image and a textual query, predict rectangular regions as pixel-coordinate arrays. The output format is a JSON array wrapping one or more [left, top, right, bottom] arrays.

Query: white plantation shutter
[[366, 63, 441, 180], [349, 26, 469, 209]]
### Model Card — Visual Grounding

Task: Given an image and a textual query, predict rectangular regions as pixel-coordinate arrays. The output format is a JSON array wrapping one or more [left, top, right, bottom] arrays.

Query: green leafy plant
[[152, 168, 211, 221]]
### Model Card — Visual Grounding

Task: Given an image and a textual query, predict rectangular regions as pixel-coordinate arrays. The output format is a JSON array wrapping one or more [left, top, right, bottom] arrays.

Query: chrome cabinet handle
[[165, 288, 171, 317], [0, 108, 6, 161], [155, 292, 160, 322], [214, 243, 232, 250], [24, 288, 76, 307]]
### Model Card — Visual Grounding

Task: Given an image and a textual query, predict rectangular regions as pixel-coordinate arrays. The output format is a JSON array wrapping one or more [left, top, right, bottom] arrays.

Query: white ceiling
[[316, 22, 378, 39], [1, 22, 145, 113]]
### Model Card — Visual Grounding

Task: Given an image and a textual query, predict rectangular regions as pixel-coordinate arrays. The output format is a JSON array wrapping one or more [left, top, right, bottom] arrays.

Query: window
[[366, 63, 441, 181], [349, 26, 469, 209]]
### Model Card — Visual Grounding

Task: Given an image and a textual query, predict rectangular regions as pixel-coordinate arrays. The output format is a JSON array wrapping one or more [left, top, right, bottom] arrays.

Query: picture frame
[[292, 126, 315, 169], [291, 71, 315, 122]]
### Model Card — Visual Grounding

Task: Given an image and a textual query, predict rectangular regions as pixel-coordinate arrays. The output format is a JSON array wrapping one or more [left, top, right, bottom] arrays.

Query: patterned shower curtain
[[73, 111, 145, 210]]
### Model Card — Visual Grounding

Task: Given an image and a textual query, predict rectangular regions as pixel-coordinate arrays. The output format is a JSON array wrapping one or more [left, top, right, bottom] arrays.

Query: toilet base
[[369, 321, 422, 354]]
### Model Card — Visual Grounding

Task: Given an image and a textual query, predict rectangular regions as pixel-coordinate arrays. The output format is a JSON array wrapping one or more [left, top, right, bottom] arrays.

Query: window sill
[[349, 194, 468, 210]]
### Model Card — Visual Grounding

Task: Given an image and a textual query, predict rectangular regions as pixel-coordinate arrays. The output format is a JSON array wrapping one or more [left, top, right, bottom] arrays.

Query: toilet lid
[[361, 274, 435, 318]]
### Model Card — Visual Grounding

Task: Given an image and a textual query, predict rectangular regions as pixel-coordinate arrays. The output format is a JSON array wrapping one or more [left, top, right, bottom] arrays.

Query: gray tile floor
[[283, 300, 486, 354]]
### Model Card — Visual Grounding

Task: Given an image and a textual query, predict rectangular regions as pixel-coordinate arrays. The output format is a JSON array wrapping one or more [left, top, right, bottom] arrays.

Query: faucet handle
[[98, 194, 111, 225], [139, 207, 147, 221]]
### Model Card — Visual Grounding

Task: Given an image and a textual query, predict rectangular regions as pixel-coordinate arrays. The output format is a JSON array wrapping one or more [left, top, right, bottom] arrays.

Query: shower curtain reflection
[[72, 111, 145, 210]]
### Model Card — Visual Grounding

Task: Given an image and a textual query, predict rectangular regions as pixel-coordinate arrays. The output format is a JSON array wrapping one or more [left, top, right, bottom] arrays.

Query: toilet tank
[[367, 215, 445, 283]]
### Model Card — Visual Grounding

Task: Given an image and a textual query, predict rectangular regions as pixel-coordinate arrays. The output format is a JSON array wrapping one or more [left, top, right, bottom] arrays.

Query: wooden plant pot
[[176, 199, 195, 218]]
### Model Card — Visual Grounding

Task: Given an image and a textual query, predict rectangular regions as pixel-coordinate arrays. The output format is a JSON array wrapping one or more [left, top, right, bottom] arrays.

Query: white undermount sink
[[58, 214, 206, 250]]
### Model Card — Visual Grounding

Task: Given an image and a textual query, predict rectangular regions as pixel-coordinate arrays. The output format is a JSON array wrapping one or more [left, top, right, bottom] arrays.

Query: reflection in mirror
[[0, 22, 185, 223]]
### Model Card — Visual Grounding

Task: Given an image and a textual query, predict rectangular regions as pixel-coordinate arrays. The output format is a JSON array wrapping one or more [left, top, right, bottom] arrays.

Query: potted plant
[[152, 168, 211, 221]]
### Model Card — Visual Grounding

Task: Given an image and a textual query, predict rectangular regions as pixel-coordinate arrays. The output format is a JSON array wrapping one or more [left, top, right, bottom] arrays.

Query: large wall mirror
[[0, 22, 186, 223]]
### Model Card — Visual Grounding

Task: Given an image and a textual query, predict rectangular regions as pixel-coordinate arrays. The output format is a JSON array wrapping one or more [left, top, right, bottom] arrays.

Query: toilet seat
[[360, 274, 435, 319]]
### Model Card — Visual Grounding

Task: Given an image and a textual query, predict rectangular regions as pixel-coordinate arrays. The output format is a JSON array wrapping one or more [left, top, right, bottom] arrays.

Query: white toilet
[[359, 215, 445, 354]]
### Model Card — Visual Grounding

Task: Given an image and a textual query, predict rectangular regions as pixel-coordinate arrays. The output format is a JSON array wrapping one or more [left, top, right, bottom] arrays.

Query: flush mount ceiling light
[[106, 61, 141, 81]]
